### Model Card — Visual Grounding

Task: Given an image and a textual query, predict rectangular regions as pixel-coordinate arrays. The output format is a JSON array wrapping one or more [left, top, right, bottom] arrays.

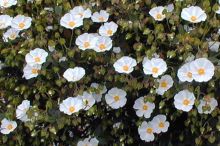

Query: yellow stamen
[[198, 68, 205, 75], [191, 16, 197, 22], [160, 81, 167, 88], [99, 44, 106, 50], [7, 124, 13, 130], [159, 122, 165, 128], [107, 29, 113, 36], [114, 95, 120, 102], [183, 99, 190, 106], [68, 21, 76, 27], [98, 17, 105, 22], [69, 106, 75, 113], [31, 69, 39, 74], [18, 22, 25, 29], [146, 128, 153, 134], [83, 42, 90, 48], [156, 13, 163, 19], [187, 72, 192, 78], [34, 57, 41, 63], [143, 104, 148, 110], [152, 67, 159, 74], [122, 65, 129, 71]]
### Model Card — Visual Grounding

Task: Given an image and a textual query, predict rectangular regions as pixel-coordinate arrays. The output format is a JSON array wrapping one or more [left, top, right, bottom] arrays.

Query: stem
[[69, 29, 74, 49]]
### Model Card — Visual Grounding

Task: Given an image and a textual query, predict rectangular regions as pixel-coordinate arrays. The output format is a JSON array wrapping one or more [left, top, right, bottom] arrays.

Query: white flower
[[133, 97, 155, 118], [59, 97, 83, 115], [48, 45, 55, 52], [138, 121, 155, 142], [59, 57, 67, 62], [16, 100, 30, 122], [0, 0, 17, 8], [142, 57, 167, 78], [215, 6, 220, 14], [77, 137, 99, 146], [90, 83, 107, 102], [3, 28, 20, 42], [166, 4, 174, 12], [113, 47, 121, 53], [0, 118, 17, 134], [98, 21, 118, 37], [177, 62, 193, 82], [91, 10, 109, 23], [93, 36, 112, 52], [60, 13, 83, 29], [25, 48, 48, 66], [152, 115, 170, 134], [190, 58, 215, 82], [105, 87, 127, 109], [181, 6, 207, 23], [63, 67, 85, 82], [70, 6, 91, 19], [0, 15, 12, 30], [156, 75, 174, 95], [174, 90, 195, 112], [79, 91, 96, 110], [208, 41, 220, 52], [113, 56, 137, 74], [23, 64, 41, 80], [149, 6, 166, 21], [0, 61, 4, 70], [75, 33, 98, 50], [197, 97, 218, 114], [11, 15, 32, 30]]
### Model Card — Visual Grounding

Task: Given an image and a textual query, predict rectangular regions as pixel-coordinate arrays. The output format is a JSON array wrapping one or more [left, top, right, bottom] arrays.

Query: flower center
[[156, 13, 163, 19], [7, 124, 13, 130], [160, 81, 167, 88], [183, 99, 190, 106], [198, 68, 205, 75], [18, 22, 25, 29], [142, 104, 148, 110], [98, 17, 105, 22], [31, 69, 39, 74], [34, 57, 41, 63], [114, 95, 120, 102], [107, 29, 113, 36], [159, 122, 165, 128], [122, 65, 129, 71], [9, 33, 16, 40], [99, 44, 106, 50], [187, 72, 192, 78], [152, 67, 159, 74], [191, 16, 197, 22], [68, 21, 76, 27], [69, 106, 75, 113], [83, 42, 90, 48], [146, 128, 153, 134]]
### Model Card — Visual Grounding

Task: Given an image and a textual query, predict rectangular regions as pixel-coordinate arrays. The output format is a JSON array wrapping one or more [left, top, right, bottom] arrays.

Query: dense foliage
[[0, 0, 220, 145]]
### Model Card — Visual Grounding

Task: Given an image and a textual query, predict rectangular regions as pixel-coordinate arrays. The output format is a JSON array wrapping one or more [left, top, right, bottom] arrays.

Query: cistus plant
[[0, 0, 220, 146]]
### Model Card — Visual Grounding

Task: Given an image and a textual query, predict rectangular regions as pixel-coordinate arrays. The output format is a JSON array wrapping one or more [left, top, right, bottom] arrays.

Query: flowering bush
[[0, 0, 220, 145]]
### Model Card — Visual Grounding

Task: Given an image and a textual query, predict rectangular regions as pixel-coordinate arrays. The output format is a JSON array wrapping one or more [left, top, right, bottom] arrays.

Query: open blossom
[[23, 64, 41, 80], [93, 36, 112, 52], [133, 97, 155, 118], [113, 56, 137, 74], [3, 28, 20, 42], [90, 83, 107, 102], [0, 15, 12, 29], [0, 118, 17, 134], [79, 91, 96, 110], [98, 21, 118, 37], [149, 6, 166, 21], [59, 97, 83, 115], [70, 6, 91, 19], [181, 6, 207, 23], [60, 13, 83, 29], [156, 75, 173, 95], [75, 33, 98, 50], [0, 0, 17, 8], [25, 48, 48, 66], [197, 97, 218, 114], [91, 10, 109, 23], [174, 90, 195, 112], [177, 62, 193, 82], [77, 137, 99, 146], [105, 87, 127, 109], [16, 100, 30, 122], [190, 58, 215, 82], [143, 57, 167, 78], [152, 115, 170, 134], [138, 121, 155, 142], [63, 67, 85, 82], [11, 15, 32, 30]]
